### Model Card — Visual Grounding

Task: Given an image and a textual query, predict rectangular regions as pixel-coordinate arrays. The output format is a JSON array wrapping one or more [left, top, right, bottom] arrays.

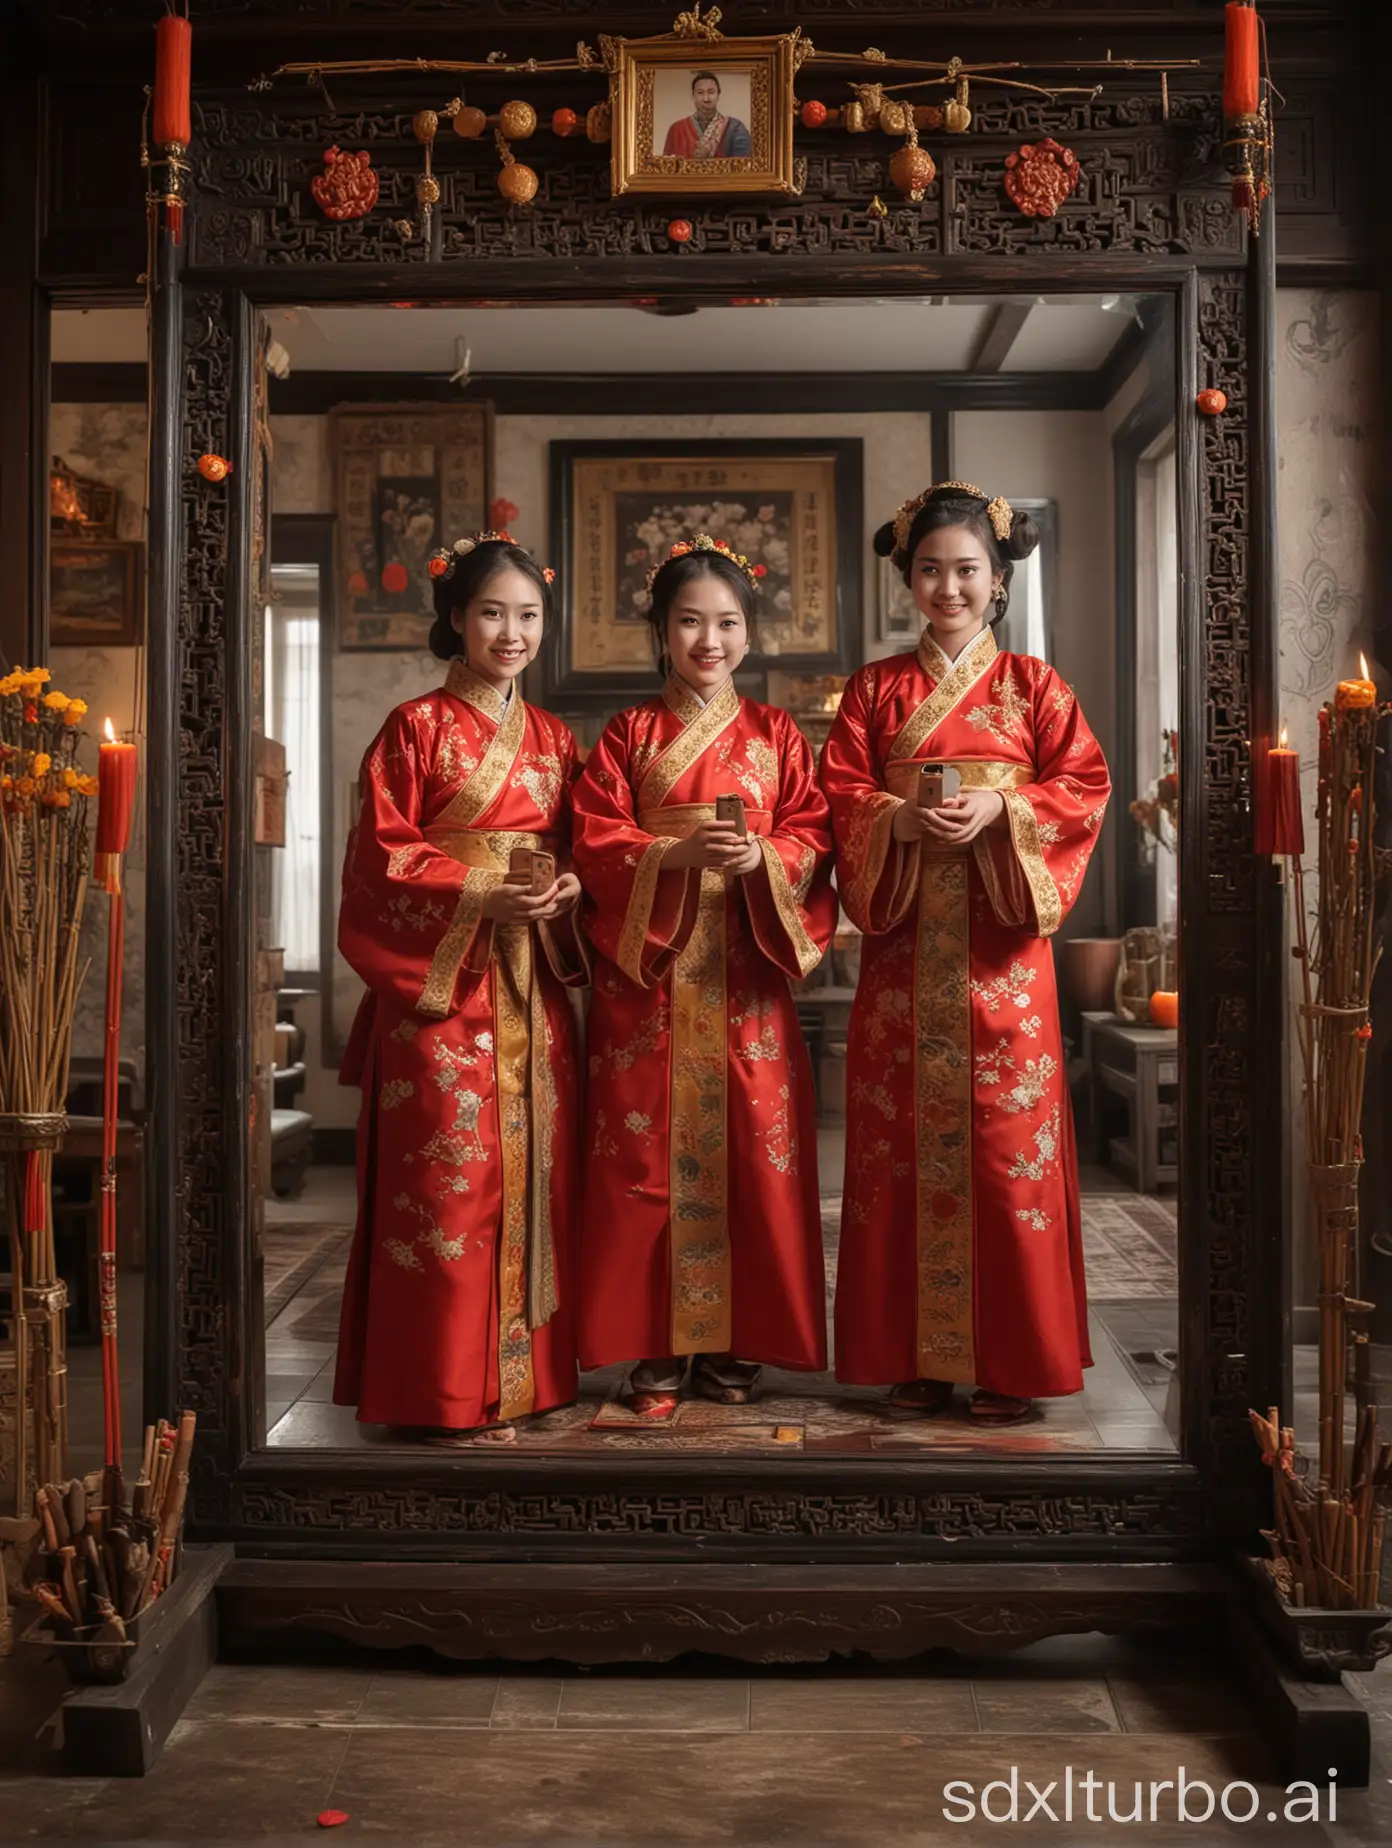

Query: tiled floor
[[5, 1640, 1388, 1844], [262, 1146, 1182, 1455]]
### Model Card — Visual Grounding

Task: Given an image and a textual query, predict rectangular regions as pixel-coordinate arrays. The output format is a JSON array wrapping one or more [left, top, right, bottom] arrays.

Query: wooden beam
[[968, 302, 1033, 373]]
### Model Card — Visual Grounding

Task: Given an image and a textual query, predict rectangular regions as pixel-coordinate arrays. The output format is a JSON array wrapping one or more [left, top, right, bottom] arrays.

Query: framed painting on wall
[[330, 403, 492, 651], [609, 33, 802, 198], [547, 438, 862, 702], [50, 540, 144, 646]]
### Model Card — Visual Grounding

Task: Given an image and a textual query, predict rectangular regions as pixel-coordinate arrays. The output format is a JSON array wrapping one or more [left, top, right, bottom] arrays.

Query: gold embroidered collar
[[918, 624, 997, 685], [445, 655, 513, 724], [662, 672, 737, 727]]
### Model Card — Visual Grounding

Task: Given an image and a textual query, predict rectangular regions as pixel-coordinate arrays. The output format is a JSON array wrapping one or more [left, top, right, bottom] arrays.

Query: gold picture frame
[[610, 34, 799, 197]]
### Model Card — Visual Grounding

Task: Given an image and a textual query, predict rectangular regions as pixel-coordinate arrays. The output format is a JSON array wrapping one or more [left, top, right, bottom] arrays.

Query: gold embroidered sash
[[423, 823, 557, 1420], [435, 664, 527, 832]]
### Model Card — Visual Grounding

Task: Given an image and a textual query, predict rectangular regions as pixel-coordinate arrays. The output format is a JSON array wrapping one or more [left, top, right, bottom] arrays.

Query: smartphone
[[714, 793, 748, 838], [507, 847, 556, 895], [917, 765, 946, 810]]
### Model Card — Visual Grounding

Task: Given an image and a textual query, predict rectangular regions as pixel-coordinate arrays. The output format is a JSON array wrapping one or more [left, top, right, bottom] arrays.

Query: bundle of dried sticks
[[1253, 679, 1390, 1609], [30, 1412, 195, 1641], [1250, 1406, 1392, 1609]]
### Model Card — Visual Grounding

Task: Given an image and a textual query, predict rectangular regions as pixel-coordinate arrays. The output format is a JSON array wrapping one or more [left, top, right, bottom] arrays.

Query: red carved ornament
[[310, 146, 380, 222], [1003, 138, 1081, 219]]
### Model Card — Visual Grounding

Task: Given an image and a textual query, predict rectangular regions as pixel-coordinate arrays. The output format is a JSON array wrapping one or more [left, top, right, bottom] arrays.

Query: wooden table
[[1080, 1011, 1178, 1194]]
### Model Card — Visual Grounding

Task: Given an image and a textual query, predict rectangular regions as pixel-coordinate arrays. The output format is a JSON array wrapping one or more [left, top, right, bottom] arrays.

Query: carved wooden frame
[[146, 72, 1284, 1574]]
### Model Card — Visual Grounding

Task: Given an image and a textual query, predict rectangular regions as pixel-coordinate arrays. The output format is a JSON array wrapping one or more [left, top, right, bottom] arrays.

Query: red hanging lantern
[[1222, 2, 1271, 231], [149, 11, 193, 243]]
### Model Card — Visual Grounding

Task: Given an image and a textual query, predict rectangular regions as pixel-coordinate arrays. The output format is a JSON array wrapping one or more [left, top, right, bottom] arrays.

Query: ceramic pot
[[1058, 937, 1122, 1014]]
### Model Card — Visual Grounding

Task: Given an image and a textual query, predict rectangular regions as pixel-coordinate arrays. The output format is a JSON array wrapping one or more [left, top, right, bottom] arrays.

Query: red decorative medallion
[[1195, 388, 1228, 417], [311, 146, 379, 222], [1003, 138, 1080, 219]]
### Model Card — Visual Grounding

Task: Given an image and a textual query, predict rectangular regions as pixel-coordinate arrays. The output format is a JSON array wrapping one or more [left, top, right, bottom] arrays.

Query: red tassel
[[153, 14, 193, 149], [1223, 4, 1260, 120]]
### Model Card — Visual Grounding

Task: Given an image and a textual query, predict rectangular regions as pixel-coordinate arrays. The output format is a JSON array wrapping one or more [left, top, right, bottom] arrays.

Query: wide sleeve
[[741, 714, 838, 980], [338, 706, 499, 1021], [536, 720, 591, 989], [571, 711, 700, 988], [975, 663, 1111, 937], [818, 667, 920, 936]]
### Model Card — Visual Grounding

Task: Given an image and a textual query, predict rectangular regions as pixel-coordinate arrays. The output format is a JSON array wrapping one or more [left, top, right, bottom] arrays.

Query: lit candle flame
[[1278, 724, 1288, 748], [104, 717, 116, 743], [1359, 652, 1370, 681]]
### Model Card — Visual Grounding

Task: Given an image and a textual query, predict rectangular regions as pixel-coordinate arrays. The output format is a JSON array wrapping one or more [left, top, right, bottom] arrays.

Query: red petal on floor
[[316, 1811, 350, 1828]]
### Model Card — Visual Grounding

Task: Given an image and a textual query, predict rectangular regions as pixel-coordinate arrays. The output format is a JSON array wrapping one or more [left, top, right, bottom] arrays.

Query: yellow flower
[[18, 668, 51, 692], [63, 698, 88, 726], [0, 673, 21, 698], [43, 691, 71, 713], [31, 752, 51, 777], [63, 767, 79, 789]]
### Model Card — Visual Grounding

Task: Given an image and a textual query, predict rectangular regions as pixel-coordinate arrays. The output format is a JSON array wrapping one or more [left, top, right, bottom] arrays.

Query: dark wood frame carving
[[135, 64, 1286, 1629]]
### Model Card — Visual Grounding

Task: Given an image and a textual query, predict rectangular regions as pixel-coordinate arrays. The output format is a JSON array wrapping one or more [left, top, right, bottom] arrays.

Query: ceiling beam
[[969, 302, 1034, 373]]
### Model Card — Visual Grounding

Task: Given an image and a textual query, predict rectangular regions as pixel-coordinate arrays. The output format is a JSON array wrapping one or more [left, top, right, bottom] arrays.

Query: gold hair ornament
[[427, 529, 556, 586], [891, 480, 1014, 557]]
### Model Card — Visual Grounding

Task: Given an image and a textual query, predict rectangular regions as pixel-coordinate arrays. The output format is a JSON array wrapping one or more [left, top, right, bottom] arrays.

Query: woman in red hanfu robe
[[820, 483, 1111, 1425], [333, 533, 587, 1443], [572, 536, 837, 1414]]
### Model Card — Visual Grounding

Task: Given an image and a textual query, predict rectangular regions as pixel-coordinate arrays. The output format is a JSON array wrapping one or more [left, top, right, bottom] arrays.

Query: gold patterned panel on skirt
[[913, 849, 976, 1383], [668, 868, 731, 1354], [492, 920, 539, 1419], [634, 800, 773, 1353], [423, 823, 563, 1419]]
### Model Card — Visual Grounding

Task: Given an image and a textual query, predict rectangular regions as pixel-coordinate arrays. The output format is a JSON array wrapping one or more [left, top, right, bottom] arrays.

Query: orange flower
[[63, 768, 79, 788], [43, 690, 71, 713], [76, 774, 100, 797], [31, 752, 51, 777], [63, 698, 87, 726], [15, 775, 35, 799]]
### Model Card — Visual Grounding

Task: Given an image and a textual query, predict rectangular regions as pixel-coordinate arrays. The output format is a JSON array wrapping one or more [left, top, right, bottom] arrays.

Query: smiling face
[[691, 76, 721, 118], [908, 521, 1002, 654], [453, 563, 544, 689], [664, 566, 748, 694]]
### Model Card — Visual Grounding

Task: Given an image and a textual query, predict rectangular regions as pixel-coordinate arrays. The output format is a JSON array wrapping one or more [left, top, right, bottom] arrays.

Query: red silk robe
[[333, 659, 586, 1429], [820, 628, 1111, 1399], [571, 678, 837, 1370]]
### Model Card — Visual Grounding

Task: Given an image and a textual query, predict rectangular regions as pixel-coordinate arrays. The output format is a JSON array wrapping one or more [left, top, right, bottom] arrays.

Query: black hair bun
[[872, 519, 899, 559], [1002, 508, 1041, 562]]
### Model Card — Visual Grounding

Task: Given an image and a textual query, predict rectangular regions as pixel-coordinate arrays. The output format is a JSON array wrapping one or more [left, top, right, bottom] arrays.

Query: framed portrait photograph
[[50, 539, 144, 646], [610, 34, 799, 197], [547, 438, 862, 701], [329, 403, 491, 650]]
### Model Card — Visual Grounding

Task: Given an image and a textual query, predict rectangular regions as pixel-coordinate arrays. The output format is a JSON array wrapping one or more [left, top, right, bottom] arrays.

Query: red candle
[[153, 13, 193, 149], [1256, 727, 1304, 858], [1223, 2, 1261, 120], [96, 719, 138, 892]]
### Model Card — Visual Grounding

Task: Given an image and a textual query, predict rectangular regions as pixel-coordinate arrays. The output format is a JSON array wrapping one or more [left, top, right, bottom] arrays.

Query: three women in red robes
[[335, 489, 1108, 1436]]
